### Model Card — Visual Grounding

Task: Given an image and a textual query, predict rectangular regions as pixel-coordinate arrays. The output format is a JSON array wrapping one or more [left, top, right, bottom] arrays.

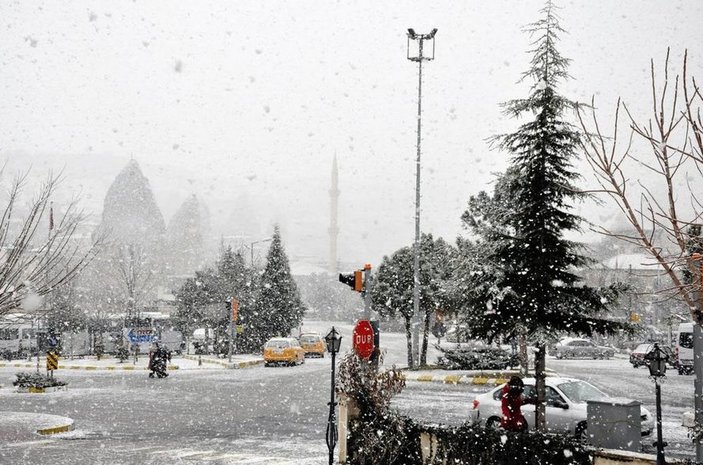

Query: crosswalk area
[[0, 436, 328, 465]]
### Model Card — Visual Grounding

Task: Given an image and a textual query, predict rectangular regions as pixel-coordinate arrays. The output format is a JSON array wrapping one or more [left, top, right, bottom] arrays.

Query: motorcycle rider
[[148, 342, 171, 378]]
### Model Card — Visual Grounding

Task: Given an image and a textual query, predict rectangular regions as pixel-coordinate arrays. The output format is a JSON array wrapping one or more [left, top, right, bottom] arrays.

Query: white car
[[468, 377, 653, 438], [551, 338, 614, 359]]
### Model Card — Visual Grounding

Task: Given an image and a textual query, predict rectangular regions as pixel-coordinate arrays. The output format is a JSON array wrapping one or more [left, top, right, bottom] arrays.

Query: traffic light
[[339, 270, 363, 292]]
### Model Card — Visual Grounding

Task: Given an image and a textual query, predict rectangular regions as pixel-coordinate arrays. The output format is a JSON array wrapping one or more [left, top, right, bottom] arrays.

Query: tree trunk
[[405, 317, 413, 368], [518, 331, 529, 376], [534, 344, 547, 431], [420, 310, 431, 367], [693, 267, 703, 461]]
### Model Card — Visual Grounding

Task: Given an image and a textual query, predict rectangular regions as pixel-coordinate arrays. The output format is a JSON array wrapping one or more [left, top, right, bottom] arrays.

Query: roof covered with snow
[[597, 253, 659, 270]]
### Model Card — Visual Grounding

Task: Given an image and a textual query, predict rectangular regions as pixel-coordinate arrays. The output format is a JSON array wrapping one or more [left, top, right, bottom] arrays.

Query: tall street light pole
[[249, 237, 272, 269], [406, 28, 437, 369]]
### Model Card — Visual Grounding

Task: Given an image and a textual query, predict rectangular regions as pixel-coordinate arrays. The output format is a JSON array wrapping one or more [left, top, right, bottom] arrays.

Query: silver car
[[468, 377, 653, 438], [553, 338, 614, 359]]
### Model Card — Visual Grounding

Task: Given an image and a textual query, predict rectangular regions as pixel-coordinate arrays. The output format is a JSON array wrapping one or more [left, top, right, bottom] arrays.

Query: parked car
[[298, 333, 326, 358], [468, 377, 654, 438], [263, 337, 306, 367], [552, 338, 614, 359], [629, 343, 676, 369]]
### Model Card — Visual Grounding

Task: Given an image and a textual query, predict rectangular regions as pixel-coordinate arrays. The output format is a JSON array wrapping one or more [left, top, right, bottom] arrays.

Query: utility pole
[[406, 28, 437, 369], [363, 264, 372, 320]]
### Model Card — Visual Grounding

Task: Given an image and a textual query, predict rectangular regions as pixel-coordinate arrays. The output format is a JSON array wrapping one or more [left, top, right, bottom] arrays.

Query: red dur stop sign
[[353, 319, 375, 360]]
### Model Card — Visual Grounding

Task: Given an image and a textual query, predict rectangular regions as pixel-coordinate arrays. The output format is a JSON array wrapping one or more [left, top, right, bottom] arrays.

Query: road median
[[182, 355, 264, 369], [401, 368, 559, 386]]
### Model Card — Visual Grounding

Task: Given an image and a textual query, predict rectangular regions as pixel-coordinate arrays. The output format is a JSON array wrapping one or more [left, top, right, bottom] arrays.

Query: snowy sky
[[1, 1, 701, 266]]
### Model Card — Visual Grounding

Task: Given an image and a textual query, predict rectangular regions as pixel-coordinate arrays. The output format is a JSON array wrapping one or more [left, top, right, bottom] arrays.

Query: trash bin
[[586, 398, 642, 452]]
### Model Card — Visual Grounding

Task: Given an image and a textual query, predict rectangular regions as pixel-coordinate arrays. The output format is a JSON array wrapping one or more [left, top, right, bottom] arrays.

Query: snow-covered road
[[0, 321, 696, 463]]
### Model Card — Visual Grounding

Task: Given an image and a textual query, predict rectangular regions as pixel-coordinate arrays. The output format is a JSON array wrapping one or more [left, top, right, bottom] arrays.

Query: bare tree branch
[[578, 51, 703, 324], [0, 171, 101, 317]]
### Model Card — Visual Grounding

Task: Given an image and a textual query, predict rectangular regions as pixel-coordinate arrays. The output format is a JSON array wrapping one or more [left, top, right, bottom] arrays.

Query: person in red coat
[[500, 376, 533, 432]]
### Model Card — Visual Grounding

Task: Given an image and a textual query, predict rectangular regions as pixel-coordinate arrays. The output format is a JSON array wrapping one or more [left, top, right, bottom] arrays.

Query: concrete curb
[[17, 385, 69, 394], [37, 419, 74, 436], [1, 413, 76, 437], [0, 363, 179, 371], [401, 368, 560, 386], [402, 372, 511, 386], [182, 355, 264, 369]]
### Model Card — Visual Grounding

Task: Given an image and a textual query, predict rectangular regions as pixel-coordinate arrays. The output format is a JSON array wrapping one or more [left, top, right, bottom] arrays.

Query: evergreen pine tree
[[217, 246, 249, 300], [173, 269, 220, 348], [460, 1, 627, 430], [215, 246, 250, 352], [251, 225, 305, 348]]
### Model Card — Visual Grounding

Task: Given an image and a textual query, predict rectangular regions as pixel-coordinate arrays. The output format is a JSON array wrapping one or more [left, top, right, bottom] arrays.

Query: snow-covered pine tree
[[217, 246, 249, 302], [214, 246, 249, 350], [461, 1, 627, 431], [251, 225, 305, 347], [173, 269, 220, 340], [46, 280, 86, 338]]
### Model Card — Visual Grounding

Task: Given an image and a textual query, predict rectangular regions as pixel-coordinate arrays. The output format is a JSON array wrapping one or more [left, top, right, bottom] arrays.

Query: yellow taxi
[[299, 333, 326, 358], [263, 337, 306, 367]]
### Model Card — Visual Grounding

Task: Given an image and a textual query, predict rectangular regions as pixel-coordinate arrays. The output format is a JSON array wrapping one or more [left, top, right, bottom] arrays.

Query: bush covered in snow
[[419, 423, 591, 465], [435, 344, 518, 370], [13, 372, 67, 389], [338, 352, 590, 465]]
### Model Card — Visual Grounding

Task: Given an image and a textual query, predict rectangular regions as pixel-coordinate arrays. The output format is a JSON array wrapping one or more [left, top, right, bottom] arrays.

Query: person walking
[[148, 343, 157, 378], [500, 376, 534, 432]]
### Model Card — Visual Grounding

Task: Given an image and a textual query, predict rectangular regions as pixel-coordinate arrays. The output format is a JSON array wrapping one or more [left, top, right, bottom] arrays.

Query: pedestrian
[[500, 375, 534, 432], [148, 342, 157, 378], [148, 342, 171, 378]]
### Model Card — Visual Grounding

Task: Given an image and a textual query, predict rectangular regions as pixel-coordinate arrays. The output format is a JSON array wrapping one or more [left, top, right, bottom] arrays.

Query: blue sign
[[127, 328, 155, 344]]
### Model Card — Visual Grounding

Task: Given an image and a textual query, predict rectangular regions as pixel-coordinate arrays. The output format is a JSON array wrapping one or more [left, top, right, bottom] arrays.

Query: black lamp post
[[325, 327, 342, 465], [645, 343, 668, 465]]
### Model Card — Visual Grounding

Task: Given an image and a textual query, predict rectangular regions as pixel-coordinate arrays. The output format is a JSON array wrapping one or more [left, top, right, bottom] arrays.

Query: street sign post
[[352, 320, 375, 360], [127, 328, 155, 344], [46, 351, 59, 378]]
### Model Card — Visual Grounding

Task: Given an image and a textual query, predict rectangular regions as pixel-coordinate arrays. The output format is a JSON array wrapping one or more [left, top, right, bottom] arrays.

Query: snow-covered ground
[[0, 319, 695, 463]]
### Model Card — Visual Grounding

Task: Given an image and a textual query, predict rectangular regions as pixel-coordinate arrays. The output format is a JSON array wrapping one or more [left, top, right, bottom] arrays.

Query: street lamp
[[406, 28, 437, 369], [325, 327, 342, 465], [645, 343, 668, 465], [248, 237, 272, 268]]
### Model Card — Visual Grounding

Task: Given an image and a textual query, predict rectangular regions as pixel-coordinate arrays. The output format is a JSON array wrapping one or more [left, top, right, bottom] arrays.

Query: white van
[[675, 322, 694, 375]]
